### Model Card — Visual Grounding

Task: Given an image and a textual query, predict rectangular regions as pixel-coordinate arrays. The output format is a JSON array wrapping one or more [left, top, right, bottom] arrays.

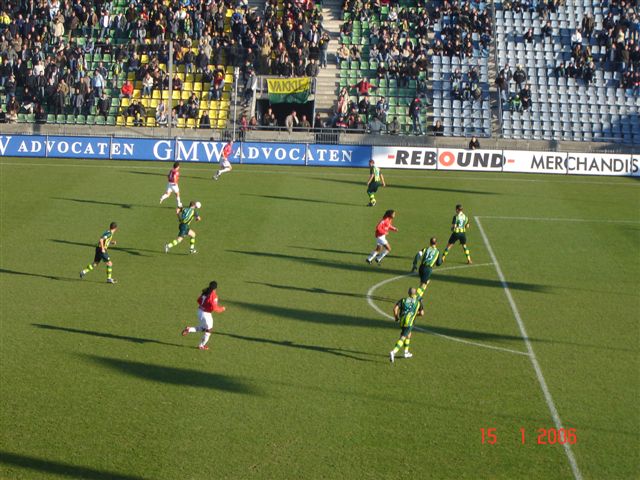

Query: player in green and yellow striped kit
[[366, 160, 386, 206], [80, 222, 118, 284], [412, 237, 443, 290], [442, 204, 472, 264], [389, 286, 425, 363], [164, 201, 201, 254]]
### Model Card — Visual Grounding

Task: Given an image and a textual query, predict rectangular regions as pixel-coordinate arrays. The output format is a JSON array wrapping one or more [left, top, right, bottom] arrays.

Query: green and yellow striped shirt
[[452, 212, 469, 233], [420, 246, 440, 268], [98, 230, 114, 249], [179, 207, 197, 226]]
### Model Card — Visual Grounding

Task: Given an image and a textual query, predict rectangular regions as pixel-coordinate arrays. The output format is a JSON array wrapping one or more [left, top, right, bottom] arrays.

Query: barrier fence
[[0, 134, 638, 176]]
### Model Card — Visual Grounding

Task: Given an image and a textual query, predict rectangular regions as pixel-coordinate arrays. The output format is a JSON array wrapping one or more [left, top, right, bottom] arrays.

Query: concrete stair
[[314, 0, 343, 120]]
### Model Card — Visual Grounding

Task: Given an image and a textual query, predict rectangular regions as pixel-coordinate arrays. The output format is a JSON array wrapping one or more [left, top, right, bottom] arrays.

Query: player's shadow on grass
[[217, 332, 377, 362], [49, 239, 155, 257], [229, 250, 551, 293], [311, 177, 499, 195], [33, 323, 185, 348], [289, 245, 413, 260], [0, 268, 75, 282], [87, 356, 258, 395], [242, 193, 361, 207], [246, 281, 395, 303], [0, 451, 148, 480], [227, 300, 394, 329], [52, 196, 136, 209]]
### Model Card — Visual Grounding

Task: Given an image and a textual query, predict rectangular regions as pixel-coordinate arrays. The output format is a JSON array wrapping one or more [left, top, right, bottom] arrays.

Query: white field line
[[366, 263, 530, 356], [479, 215, 640, 225], [0, 160, 638, 186], [475, 216, 583, 480]]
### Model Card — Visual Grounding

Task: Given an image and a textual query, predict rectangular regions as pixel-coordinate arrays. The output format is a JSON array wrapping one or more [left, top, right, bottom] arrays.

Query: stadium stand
[[495, 0, 640, 143], [0, 0, 235, 129]]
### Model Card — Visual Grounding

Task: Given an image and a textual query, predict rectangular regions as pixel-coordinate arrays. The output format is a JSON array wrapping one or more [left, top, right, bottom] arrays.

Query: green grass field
[[1, 157, 638, 480]]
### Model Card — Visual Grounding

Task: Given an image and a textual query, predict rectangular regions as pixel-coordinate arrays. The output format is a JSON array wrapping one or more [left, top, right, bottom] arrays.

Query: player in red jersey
[[159, 161, 182, 207], [366, 209, 398, 265], [213, 141, 233, 180], [181, 281, 226, 350]]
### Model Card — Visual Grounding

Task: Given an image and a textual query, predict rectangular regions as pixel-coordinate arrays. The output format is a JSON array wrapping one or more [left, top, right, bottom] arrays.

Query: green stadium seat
[[56, 114, 66, 124]]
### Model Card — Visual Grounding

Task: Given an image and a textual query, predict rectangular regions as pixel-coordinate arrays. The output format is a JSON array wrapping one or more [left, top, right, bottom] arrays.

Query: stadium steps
[[315, 0, 343, 120]]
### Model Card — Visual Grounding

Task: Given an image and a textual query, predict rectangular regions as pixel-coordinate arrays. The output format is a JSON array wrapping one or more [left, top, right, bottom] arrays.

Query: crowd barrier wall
[[1, 135, 638, 176]]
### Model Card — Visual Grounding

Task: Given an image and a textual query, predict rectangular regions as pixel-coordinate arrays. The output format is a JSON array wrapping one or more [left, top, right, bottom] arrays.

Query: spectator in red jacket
[[120, 80, 133, 98], [351, 77, 376, 100]]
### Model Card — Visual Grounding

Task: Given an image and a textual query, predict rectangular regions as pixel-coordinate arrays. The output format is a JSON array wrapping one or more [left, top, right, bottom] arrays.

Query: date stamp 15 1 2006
[[480, 428, 578, 445]]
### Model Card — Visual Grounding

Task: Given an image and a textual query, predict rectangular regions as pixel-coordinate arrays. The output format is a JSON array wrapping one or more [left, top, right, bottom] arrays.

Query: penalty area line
[[478, 215, 640, 225], [475, 216, 583, 480], [366, 263, 530, 357]]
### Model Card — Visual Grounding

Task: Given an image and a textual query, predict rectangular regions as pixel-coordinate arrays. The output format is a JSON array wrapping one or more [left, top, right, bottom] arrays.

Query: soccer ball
[[195, 201, 202, 209]]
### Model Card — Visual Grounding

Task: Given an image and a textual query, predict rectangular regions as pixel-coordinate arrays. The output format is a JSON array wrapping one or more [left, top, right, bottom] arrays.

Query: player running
[[389, 286, 425, 363], [213, 141, 233, 180], [366, 159, 386, 206], [164, 201, 201, 254], [80, 222, 118, 284], [442, 204, 472, 264], [366, 209, 398, 265], [159, 161, 182, 208], [182, 280, 226, 350], [411, 237, 443, 290]]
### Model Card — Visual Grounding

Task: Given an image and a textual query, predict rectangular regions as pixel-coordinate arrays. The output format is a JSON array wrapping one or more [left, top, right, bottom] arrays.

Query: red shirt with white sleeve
[[168, 167, 180, 184], [222, 143, 232, 160], [375, 217, 397, 237], [197, 291, 225, 313]]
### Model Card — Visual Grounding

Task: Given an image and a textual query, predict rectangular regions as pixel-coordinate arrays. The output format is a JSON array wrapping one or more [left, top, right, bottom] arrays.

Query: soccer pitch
[[1, 157, 638, 479]]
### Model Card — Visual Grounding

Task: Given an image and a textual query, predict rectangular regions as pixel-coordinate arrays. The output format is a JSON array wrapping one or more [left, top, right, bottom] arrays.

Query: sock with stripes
[[106, 265, 113, 280], [404, 338, 411, 353], [82, 264, 94, 274], [392, 339, 404, 354]]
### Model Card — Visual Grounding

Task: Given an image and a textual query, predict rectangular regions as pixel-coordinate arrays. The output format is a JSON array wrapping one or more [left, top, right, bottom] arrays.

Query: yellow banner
[[267, 77, 311, 94]]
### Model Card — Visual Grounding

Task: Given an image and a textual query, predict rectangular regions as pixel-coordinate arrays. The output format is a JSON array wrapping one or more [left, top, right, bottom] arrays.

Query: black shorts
[[178, 223, 191, 237], [93, 247, 110, 263], [367, 181, 380, 194], [448, 232, 467, 245], [400, 325, 413, 337], [419, 265, 433, 283]]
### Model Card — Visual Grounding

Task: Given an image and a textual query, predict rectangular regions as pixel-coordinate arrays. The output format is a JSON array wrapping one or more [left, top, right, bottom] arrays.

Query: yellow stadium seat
[[133, 89, 141, 98], [217, 119, 226, 128], [127, 72, 135, 80], [141, 55, 149, 63], [183, 82, 193, 92], [161, 90, 169, 99], [177, 118, 186, 128], [208, 110, 218, 121], [200, 100, 208, 109], [152, 90, 161, 99], [194, 73, 203, 82], [172, 91, 181, 100], [150, 99, 159, 108], [181, 91, 190, 100], [177, 73, 185, 81], [116, 115, 125, 126], [193, 82, 202, 91], [146, 117, 156, 127], [140, 99, 150, 108], [121, 98, 131, 108], [186, 118, 196, 128], [184, 74, 194, 83]]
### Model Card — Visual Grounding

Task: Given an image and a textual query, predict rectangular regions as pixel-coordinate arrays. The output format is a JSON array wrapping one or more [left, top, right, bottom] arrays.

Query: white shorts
[[198, 309, 213, 330], [376, 235, 388, 246], [165, 182, 179, 194], [221, 159, 231, 169]]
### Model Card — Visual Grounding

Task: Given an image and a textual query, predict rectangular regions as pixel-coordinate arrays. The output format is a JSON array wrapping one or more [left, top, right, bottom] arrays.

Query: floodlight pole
[[168, 40, 173, 138], [232, 66, 239, 142]]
